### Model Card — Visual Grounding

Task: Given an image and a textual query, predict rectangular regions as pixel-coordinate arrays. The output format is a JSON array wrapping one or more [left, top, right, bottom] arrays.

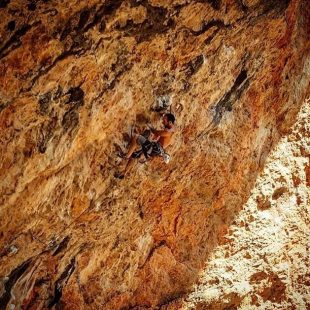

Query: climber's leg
[[114, 156, 136, 179], [125, 135, 139, 159], [125, 134, 147, 159]]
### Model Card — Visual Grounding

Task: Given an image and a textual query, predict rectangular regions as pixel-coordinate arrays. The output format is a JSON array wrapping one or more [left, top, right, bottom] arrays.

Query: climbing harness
[[131, 140, 171, 164]]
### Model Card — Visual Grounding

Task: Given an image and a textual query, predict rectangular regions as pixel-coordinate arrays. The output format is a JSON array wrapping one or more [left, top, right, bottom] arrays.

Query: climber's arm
[[154, 129, 170, 137], [148, 127, 170, 138]]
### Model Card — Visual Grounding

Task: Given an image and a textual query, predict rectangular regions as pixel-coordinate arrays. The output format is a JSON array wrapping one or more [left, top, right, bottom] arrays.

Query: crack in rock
[[48, 257, 76, 308], [0, 259, 32, 310], [213, 68, 249, 124]]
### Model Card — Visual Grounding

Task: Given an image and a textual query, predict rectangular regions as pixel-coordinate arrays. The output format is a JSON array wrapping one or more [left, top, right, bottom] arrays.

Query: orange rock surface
[[0, 0, 309, 309], [184, 98, 310, 309]]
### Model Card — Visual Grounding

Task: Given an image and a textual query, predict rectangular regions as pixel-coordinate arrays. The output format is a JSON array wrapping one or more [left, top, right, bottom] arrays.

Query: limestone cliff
[[0, 0, 309, 309], [184, 97, 310, 309]]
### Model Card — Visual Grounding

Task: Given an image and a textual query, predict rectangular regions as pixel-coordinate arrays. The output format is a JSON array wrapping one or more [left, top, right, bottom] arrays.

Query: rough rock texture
[[0, 0, 309, 309], [184, 97, 310, 310]]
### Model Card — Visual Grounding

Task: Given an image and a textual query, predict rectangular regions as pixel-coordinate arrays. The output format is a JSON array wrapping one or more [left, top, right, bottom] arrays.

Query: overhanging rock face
[[184, 97, 310, 309], [0, 0, 309, 309]]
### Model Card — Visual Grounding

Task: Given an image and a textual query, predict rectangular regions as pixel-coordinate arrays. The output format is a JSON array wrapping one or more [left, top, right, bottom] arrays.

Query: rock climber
[[114, 113, 176, 179]]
